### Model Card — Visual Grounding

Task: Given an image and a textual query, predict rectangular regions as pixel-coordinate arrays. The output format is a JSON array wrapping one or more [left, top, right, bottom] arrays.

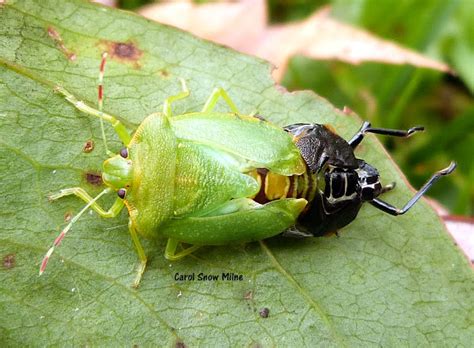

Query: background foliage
[[270, 0, 474, 216]]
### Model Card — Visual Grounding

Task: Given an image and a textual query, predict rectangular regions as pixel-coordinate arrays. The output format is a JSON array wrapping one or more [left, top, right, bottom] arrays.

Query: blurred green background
[[120, 0, 474, 216], [272, 0, 474, 217]]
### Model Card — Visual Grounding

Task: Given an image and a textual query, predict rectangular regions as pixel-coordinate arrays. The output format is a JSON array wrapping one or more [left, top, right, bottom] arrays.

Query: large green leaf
[[0, 1, 472, 346]]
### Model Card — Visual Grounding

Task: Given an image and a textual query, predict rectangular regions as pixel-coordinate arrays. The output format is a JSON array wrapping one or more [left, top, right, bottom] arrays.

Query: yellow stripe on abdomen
[[264, 172, 290, 200], [248, 165, 316, 205]]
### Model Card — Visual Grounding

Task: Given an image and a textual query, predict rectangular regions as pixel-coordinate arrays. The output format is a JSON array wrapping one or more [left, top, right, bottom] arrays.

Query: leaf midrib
[[259, 241, 347, 346]]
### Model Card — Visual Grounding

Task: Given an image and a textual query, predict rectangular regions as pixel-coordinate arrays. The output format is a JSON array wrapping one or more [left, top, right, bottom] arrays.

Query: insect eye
[[117, 188, 127, 199], [120, 148, 129, 158]]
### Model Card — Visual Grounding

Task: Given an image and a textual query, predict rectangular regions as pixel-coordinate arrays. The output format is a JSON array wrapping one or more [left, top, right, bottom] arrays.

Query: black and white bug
[[282, 121, 456, 237]]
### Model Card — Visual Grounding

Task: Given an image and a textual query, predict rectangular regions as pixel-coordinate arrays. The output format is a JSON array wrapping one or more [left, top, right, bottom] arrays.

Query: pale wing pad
[[170, 113, 305, 176]]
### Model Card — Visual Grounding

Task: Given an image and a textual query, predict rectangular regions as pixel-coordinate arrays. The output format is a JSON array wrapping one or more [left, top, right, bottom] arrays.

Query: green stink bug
[[40, 53, 455, 287], [40, 53, 307, 287]]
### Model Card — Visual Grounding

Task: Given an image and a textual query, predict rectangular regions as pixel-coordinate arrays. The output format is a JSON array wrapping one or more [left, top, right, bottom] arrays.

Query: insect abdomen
[[250, 168, 317, 205]]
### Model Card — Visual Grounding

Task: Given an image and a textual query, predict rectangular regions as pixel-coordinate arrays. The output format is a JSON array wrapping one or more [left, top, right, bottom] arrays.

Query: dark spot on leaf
[[47, 26, 61, 41], [244, 290, 255, 311], [132, 345, 138, 348], [47, 26, 76, 61], [115, 43, 134, 58], [64, 211, 73, 222], [101, 40, 142, 67], [254, 114, 267, 122], [159, 69, 170, 78], [250, 343, 262, 348], [175, 340, 186, 348], [3, 254, 15, 269], [259, 307, 269, 318], [114, 43, 136, 58], [83, 139, 94, 153], [85, 172, 102, 186], [244, 290, 253, 300]]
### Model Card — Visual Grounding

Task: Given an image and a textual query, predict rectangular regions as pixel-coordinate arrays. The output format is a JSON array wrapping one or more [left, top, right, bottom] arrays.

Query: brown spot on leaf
[[47, 26, 76, 61], [259, 307, 269, 318], [85, 172, 103, 186], [83, 139, 94, 153], [244, 290, 256, 312], [175, 341, 187, 348], [101, 41, 143, 67], [253, 114, 267, 122], [114, 42, 138, 58], [3, 254, 15, 269], [158, 69, 170, 78], [64, 211, 73, 222]]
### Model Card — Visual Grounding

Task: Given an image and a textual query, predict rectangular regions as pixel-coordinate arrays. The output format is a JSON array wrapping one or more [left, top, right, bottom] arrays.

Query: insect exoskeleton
[[40, 53, 455, 287], [273, 123, 455, 237], [41, 53, 307, 287]]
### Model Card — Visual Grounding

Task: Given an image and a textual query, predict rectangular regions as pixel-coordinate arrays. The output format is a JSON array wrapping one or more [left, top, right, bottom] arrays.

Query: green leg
[[54, 86, 131, 146], [165, 238, 201, 261], [128, 220, 148, 288], [49, 187, 124, 218], [201, 87, 239, 113], [163, 78, 190, 117]]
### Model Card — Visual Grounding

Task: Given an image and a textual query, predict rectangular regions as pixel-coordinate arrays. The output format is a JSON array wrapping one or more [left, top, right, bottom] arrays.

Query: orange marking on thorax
[[323, 124, 337, 134]]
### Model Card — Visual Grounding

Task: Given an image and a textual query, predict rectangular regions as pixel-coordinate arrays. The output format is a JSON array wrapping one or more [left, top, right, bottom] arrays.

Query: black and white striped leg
[[370, 162, 456, 216], [349, 121, 425, 149]]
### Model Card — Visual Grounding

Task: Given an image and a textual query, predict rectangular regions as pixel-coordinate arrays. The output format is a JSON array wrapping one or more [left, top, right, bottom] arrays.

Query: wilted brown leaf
[[139, 0, 451, 81]]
